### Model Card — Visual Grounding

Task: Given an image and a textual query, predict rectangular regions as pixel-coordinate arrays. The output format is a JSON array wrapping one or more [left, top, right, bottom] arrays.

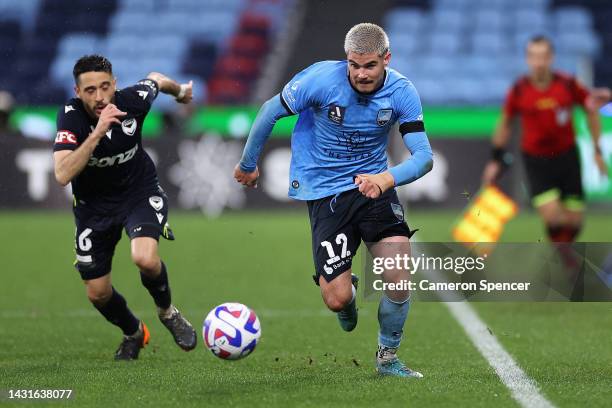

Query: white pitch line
[[412, 246, 556, 408], [445, 301, 556, 408]]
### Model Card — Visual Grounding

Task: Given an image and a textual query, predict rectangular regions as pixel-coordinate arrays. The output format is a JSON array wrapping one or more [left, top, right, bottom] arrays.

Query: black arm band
[[279, 94, 294, 115], [399, 120, 425, 135]]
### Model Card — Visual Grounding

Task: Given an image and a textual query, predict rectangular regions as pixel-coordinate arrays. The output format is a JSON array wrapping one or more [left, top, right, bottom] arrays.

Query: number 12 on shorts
[[321, 233, 351, 265]]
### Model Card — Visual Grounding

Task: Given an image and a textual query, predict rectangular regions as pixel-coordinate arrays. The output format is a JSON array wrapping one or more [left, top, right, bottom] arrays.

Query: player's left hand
[[594, 150, 608, 176], [234, 164, 259, 188], [176, 80, 193, 104], [355, 172, 395, 199]]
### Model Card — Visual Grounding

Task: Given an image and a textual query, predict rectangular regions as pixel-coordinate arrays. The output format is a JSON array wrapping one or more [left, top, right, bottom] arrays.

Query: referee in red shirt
[[483, 35, 611, 242]]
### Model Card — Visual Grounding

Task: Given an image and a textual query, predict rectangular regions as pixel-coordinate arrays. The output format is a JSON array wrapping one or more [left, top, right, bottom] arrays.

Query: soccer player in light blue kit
[[234, 23, 433, 378]]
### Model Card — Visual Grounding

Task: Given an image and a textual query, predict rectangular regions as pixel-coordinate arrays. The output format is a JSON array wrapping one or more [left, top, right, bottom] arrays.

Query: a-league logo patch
[[391, 203, 404, 221], [377, 109, 393, 126], [121, 118, 137, 136], [328, 105, 346, 125], [149, 196, 163, 211]]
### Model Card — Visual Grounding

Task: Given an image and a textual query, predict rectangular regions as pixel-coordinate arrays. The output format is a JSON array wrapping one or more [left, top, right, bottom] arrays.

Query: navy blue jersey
[[54, 79, 160, 214]]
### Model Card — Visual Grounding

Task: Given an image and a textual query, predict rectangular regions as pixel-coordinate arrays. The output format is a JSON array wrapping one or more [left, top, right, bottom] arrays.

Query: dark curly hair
[[73, 55, 113, 84]]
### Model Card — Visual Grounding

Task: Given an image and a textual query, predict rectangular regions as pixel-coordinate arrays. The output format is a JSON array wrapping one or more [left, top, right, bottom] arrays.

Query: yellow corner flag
[[453, 185, 518, 243]]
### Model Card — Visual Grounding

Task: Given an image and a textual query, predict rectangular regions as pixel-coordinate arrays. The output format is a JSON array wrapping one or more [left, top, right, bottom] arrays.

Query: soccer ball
[[203, 302, 261, 360]]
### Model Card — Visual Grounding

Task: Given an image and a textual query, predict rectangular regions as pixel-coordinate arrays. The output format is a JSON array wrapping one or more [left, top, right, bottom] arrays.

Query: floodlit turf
[[1, 209, 611, 407]]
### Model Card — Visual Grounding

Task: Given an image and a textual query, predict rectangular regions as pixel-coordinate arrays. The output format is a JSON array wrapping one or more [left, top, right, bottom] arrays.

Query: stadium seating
[[0, 0, 292, 107], [0, 0, 608, 107], [383, 0, 606, 106]]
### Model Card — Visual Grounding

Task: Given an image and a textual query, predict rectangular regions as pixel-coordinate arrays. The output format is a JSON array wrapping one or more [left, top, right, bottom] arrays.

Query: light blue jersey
[[238, 60, 432, 201], [280, 61, 424, 200]]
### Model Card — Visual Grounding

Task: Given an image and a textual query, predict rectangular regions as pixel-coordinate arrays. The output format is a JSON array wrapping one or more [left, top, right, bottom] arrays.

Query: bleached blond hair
[[344, 23, 390, 56]]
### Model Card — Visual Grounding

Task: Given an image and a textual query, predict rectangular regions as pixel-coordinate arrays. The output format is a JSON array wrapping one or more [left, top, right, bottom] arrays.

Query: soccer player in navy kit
[[234, 24, 433, 377], [53, 55, 197, 360]]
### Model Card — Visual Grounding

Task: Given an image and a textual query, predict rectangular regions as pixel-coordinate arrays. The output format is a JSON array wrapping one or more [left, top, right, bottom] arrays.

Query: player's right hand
[[234, 164, 259, 188], [482, 160, 501, 185], [93, 104, 126, 139]]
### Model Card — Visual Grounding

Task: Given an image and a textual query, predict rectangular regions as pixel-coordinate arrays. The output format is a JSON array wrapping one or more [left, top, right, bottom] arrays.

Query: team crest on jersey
[[376, 109, 393, 126], [328, 104, 346, 125], [121, 118, 137, 136], [149, 196, 164, 211]]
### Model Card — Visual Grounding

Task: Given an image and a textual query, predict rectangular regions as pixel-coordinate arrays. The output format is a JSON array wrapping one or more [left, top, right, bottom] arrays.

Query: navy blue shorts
[[74, 191, 174, 280], [307, 188, 415, 285]]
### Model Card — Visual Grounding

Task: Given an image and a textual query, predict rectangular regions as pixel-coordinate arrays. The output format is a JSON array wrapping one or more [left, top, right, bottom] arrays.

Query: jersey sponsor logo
[[535, 97, 558, 110], [328, 104, 345, 125], [87, 144, 138, 167], [55, 130, 77, 145], [121, 118, 137, 136], [326, 130, 371, 161], [337, 130, 364, 152], [64, 105, 75, 114], [376, 109, 393, 126], [149, 195, 164, 211]]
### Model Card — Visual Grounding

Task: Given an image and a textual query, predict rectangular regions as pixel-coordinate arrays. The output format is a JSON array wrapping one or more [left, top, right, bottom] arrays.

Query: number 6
[[78, 228, 93, 251]]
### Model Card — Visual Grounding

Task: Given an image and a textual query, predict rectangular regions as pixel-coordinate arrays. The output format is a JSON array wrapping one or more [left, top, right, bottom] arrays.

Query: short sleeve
[[54, 104, 84, 152], [571, 77, 589, 107], [121, 78, 159, 114], [394, 81, 425, 135], [280, 63, 329, 114], [503, 82, 520, 117]]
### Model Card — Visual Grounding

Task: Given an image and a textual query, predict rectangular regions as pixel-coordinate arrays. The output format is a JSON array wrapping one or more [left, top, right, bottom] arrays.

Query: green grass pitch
[[1, 209, 611, 407]]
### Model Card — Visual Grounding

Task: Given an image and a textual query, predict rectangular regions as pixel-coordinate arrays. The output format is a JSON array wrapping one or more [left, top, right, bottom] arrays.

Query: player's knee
[[323, 291, 352, 312], [385, 289, 410, 304], [131, 252, 159, 273], [86, 286, 112, 306]]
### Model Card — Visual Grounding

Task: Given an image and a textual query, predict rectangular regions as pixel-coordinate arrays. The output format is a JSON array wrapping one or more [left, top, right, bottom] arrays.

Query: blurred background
[[0, 0, 611, 216]]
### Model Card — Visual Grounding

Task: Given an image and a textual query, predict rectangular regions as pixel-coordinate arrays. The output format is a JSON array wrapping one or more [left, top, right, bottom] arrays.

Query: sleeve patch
[[136, 79, 159, 96], [55, 130, 78, 145]]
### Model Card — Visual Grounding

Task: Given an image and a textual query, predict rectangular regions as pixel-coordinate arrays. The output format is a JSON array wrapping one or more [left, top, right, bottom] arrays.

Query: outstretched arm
[[146, 72, 193, 104], [234, 95, 292, 187], [585, 87, 611, 175], [355, 131, 434, 199]]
